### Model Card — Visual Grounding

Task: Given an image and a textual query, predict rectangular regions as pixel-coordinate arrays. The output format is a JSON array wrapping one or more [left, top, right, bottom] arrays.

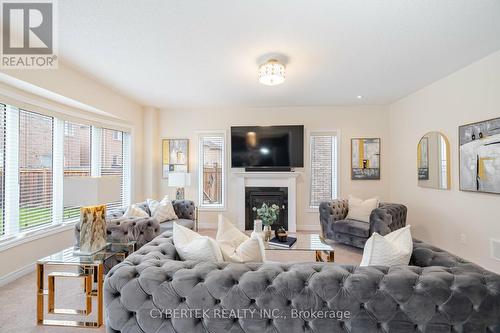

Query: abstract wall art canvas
[[351, 138, 381, 180], [459, 117, 500, 194], [162, 139, 189, 178]]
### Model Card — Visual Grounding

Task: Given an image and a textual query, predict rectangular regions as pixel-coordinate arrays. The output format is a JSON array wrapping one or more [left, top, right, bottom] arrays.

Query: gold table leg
[[315, 250, 335, 262], [36, 263, 104, 328], [36, 263, 44, 325], [97, 263, 103, 326]]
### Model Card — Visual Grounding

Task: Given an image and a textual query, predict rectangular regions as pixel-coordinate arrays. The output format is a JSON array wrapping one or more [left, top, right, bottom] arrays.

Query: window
[[19, 110, 54, 230], [309, 132, 338, 208], [64, 122, 76, 136], [112, 131, 122, 141], [0, 101, 132, 242], [101, 128, 128, 211], [63, 121, 91, 221], [0, 106, 5, 236], [198, 133, 225, 209]]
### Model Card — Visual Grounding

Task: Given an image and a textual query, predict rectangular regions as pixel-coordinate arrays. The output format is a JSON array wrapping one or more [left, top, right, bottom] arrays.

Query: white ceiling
[[58, 0, 500, 108]]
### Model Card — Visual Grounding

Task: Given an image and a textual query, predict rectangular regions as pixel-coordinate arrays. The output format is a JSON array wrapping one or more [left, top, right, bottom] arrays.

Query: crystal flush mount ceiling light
[[258, 59, 285, 86]]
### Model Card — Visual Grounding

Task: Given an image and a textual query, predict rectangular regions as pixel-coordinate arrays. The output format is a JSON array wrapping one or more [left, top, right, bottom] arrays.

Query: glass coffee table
[[264, 233, 334, 262], [36, 241, 136, 328]]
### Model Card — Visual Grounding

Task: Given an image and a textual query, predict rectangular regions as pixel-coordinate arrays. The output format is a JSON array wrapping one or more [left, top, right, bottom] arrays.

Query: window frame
[[62, 120, 92, 223], [0, 99, 133, 248], [307, 129, 340, 211], [197, 130, 226, 211]]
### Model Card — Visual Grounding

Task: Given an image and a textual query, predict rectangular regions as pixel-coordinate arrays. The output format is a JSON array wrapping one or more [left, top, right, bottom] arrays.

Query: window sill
[[0, 221, 77, 253], [306, 207, 320, 213], [198, 206, 227, 212]]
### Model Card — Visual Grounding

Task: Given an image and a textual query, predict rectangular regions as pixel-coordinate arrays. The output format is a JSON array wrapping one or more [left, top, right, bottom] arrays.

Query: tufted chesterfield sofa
[[75, 200, 196, 249], [104, 232, 500, 333], [319, 200, 407, 248]]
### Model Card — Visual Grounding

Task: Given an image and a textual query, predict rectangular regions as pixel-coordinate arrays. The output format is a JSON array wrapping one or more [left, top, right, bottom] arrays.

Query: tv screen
[[231, 125, 304, 168]]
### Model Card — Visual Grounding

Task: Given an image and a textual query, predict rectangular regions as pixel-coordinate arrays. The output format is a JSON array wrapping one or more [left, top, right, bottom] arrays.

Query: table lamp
[[168, 172, 191, 200], [64, 176, 121, 254]]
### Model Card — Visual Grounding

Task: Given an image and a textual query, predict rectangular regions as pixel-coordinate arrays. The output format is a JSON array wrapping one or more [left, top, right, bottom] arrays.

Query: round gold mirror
[[417, 132, 451, 190]]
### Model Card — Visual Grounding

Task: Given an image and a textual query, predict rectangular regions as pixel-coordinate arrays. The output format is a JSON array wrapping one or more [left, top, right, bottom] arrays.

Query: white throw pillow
[[173, 223, 223, 262], [148, 196, 178, 222], [360, 226, 413, 267], [123, 204, 149, 218], [216, 215, 265, 263], [146, 198, 159, 215], [346, 195, 379, 223]]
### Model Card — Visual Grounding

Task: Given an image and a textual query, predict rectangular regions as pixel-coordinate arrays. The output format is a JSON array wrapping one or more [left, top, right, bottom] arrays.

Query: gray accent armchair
[[319, 199, 407, 248], [74, 200, 197, 249]]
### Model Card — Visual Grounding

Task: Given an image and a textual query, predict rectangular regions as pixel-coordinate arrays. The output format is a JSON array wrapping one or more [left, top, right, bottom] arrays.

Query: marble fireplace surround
[[234, 171, 300, 232]]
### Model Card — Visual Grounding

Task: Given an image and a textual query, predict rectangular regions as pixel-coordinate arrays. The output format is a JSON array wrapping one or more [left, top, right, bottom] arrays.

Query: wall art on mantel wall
[[459, 117, 500, 194], [351, 138, 381, 180], [162, 139, 189, 178]]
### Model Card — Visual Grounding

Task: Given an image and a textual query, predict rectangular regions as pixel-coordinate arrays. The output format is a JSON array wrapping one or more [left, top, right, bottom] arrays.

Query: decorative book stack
[[268, 236, 297, 248]]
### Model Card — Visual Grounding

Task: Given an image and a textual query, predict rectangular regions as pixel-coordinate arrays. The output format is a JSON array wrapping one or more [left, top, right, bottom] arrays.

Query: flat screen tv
[[231, 125, 304, 169]]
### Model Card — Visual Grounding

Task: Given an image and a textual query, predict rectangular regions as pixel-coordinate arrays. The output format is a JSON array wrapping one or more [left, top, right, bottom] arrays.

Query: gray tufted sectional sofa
[[319, 200, 408, 248], [75, 200, 196, 249], [104, 232, 500, 333]]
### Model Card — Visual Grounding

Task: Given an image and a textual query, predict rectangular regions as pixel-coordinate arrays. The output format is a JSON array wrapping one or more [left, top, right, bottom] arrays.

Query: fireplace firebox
[[245, 187, 288, 230]]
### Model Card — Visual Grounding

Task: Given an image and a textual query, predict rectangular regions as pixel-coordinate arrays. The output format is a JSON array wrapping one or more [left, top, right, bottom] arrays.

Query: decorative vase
[[251, 219, 264, 240], [263, 225, 272, 242], [79, 205, 107, 254]]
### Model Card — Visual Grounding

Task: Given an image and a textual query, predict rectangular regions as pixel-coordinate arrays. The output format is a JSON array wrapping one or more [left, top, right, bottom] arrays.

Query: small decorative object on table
[[253, 203, 280, 241], [78, 205, 107, 254], [275, 226, 288, 242], [269, 236, 297, 248], [251, 219, 264, 240]]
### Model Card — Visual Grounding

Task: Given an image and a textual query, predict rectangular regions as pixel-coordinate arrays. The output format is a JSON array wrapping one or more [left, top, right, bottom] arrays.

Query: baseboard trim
[[0, 262, 35, 287]]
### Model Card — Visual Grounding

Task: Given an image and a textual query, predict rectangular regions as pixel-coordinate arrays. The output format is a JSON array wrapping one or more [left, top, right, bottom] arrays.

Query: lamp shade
[[168, 173, 191, 187], [63, 176, 121, 207]]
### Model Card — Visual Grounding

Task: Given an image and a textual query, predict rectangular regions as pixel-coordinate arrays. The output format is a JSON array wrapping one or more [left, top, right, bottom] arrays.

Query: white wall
[[143, 107, 160, 199], [389, 50, 500, 273], [0, 63, 145, 280], [157, 106, 391, 230]]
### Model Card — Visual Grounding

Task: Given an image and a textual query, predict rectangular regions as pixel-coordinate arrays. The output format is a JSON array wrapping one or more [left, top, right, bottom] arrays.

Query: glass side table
[[263, 233, 335, 262], [36, 241, 136, 328]]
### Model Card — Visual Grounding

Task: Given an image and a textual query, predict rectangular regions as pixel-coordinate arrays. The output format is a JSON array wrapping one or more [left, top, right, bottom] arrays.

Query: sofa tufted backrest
[[172, 200, 196, 220], [105, 232, 500, 333]]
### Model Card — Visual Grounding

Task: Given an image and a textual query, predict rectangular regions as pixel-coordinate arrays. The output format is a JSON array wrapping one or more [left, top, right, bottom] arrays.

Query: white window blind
[[0, 105, 5, 236], [199, 134, 225, 208], [122, 132, 131, 207], [309, 133, 338, 208], [63, 121, 91, 221], [101, 128, 124, 211], [18, 110, 54, 230], [0, 100, 133, 242]]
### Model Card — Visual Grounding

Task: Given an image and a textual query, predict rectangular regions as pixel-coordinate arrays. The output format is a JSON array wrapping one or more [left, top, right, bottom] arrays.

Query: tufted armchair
[[319, 199, 407, 248], [75, 200, 197, 249], [104, 232, 500, 333]]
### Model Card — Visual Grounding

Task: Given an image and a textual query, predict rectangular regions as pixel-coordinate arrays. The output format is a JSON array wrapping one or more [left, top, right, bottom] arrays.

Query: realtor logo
[[1, 0, 58, 69]]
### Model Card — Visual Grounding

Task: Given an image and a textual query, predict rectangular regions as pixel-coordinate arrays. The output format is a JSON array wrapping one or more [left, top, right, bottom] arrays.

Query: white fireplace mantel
[[233, 171, 301, 232]]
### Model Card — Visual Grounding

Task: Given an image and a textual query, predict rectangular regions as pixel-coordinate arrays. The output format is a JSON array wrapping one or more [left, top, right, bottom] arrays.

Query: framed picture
[[351, 138, 381, 180], [459, 117, 500, 194], [417, 136, 429, 180], [162, 139, 189, 179]]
